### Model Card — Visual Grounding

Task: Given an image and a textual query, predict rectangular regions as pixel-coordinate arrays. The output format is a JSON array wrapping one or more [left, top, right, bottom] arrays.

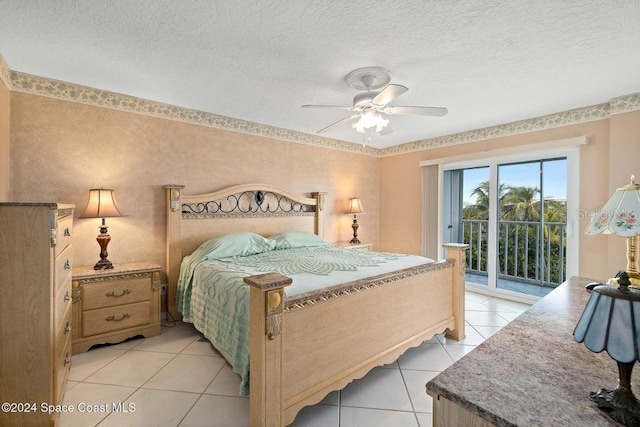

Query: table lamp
[[574, 174, 640, 425], [346, 197, 365, 244], [585, 175, 640, 285], [573, 272, 640, 425], [80, 188, 124, 270]]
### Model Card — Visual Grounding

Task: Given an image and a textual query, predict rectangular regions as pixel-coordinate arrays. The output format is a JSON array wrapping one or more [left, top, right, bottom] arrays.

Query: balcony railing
[[463, 219, 566, 288]]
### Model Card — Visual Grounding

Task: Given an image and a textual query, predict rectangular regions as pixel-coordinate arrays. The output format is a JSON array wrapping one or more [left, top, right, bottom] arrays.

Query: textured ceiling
[[0, 1, 639, 148]]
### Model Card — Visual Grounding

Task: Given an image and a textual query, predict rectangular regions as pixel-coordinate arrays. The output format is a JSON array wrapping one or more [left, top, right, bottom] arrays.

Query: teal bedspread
[[176, 246, 406, 396]]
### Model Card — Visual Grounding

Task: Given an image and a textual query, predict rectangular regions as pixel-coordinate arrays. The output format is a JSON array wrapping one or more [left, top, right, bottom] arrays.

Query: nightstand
[[71, 262, 162, 354], [334, 241, 374, 251]]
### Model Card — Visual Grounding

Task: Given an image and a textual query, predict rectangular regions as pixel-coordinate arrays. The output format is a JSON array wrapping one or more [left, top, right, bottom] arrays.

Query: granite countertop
[[426, 276, 632, 426]]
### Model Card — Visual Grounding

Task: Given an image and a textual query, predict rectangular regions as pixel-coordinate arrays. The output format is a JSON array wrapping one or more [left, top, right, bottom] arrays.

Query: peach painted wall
[[379, 119, 615, 281], [9, 93, 379, 272], [607, 110, 640, 275], [0, 77, 9, 201]]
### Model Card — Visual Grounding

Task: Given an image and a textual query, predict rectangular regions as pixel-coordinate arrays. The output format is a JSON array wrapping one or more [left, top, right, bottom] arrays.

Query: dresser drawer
[[55, 214, 73, 258], [53, 334, 72, 405], [55, 303, 73, 361], [54, 283, 72, 330], [54, 245, 73, 296], [82, 276, 152, 310], [82, 301, 153, 337]]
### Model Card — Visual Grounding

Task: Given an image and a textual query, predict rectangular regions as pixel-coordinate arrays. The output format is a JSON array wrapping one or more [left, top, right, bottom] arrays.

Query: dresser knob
[[64, 228, 71, 237], [63, 291, 70, 302], [64, 322, 71, 334], [63, 353, 71, 367], [64, 260, 71, 270], [106, 313, 131, 322]]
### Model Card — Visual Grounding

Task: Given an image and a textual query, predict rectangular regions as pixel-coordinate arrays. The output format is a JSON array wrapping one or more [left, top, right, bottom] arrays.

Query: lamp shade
[[79, 188, 124, 218], [574, 285, 640, 363], [346, 197, 364, 215], [586, 177, 640, 237]]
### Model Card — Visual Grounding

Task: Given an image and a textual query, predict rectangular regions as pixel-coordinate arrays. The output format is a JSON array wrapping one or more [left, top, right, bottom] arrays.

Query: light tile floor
[[59, 291, 531, 427]]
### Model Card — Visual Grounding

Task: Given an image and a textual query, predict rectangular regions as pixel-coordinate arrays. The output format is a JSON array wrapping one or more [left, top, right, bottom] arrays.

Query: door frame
[[420, 136, 586, 302]]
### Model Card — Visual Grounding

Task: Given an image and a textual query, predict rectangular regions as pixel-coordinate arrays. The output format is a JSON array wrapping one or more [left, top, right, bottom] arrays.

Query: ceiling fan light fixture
[[352, 111, 389, 134]]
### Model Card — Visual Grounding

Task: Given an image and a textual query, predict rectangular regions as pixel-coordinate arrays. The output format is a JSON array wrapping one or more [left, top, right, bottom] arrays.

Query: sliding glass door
[[496, 159, 567, 296], [443, 149, 577, 301]]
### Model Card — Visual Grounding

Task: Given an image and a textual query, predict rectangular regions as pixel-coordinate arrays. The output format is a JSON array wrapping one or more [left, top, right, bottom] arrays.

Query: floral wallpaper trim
[[377, 103, 612, 157], [0, 54, 10, 88], [9, 71, 377, 156], [6, 70, 640, 157], [610, 92, 640, 115]]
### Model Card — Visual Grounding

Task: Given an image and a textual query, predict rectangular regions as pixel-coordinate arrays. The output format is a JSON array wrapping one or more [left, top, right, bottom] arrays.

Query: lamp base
[[93, 259, 114, 270], [591, 361, 640, 427], [93, 221, 114, 270], [350, 215, 360, 245], [590, 387, 640, 426]]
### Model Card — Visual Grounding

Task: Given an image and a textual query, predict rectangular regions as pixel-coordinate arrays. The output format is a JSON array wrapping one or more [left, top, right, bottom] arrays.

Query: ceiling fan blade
[[317, 115, 357, 134], [378, 125, 393, 136], [384, 106, 448, 116], [302, 104, 352, 110], [372, 84, 408, 107]]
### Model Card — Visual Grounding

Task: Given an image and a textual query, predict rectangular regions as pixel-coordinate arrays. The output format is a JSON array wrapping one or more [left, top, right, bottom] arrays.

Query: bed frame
[[164, 183, 468, 426]]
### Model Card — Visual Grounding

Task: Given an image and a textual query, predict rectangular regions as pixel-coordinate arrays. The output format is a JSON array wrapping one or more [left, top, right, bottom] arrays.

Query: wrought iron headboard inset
[[181, 190, 316, 219]]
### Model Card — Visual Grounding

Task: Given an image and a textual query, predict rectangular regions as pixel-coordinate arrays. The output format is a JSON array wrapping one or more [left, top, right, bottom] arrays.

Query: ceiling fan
[[302, 67, 448, 137]]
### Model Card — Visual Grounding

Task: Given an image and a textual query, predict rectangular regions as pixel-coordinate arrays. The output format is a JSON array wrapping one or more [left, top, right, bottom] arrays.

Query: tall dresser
[[0, 203, 74, 427]]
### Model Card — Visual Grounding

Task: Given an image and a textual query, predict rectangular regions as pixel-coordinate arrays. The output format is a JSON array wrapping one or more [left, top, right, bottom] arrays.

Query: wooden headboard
[[164, 183, 326, 319]]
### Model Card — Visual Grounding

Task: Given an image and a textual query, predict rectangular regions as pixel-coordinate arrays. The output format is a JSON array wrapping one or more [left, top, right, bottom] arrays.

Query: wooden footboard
[[245, 243, 468, 426]]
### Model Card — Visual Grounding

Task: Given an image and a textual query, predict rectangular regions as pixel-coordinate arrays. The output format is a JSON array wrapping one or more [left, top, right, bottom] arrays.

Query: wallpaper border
[[0, 54, 10, 88], [610, 92, 640, 116], [6, 69, 640, 157], [378, 103, 613, 157], [9, 71, 378, 156]]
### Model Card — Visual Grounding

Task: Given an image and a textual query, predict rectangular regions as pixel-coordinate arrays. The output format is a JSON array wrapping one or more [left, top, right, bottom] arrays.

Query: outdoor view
[[461, 159, 567, 297]]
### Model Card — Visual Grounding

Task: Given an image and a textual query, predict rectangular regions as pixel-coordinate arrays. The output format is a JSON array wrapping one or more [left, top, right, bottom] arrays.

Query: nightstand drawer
[[82, 276, 151, 310], [72, 262, 162, 353], [82, 301, 153, 337]]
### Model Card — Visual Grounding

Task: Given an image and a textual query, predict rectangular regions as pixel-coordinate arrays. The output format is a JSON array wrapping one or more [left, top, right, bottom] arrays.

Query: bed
[[164, 183, 468, 426]]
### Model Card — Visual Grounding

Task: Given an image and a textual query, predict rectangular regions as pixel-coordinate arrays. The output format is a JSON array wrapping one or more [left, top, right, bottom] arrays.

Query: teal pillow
[[196, 232, 275, 260], [269, 231, 329, 250]]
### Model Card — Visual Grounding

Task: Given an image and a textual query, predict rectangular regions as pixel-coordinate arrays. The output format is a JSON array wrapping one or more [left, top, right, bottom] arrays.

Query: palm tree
[[501, 186, 540, 221], [462, 181, 567, 286], [463, 181, 508, 220]]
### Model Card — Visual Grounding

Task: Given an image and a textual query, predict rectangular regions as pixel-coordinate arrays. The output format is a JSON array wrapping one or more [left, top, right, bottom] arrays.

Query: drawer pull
[[64, 228, 71, 237], [64, 260, 71, 270], [63, 291, 70, 302], [106, 313, 131, 322], [64, 321, 71, 334], [105, 289, 131, 298], [63, 353, 71, 367]]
